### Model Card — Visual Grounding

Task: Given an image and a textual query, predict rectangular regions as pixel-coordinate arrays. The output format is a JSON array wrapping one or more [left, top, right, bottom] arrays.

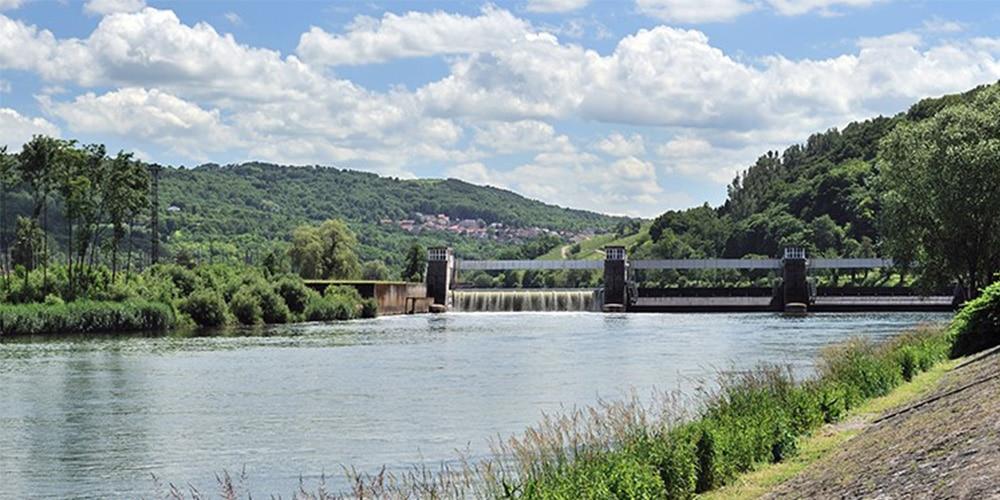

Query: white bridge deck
[[456, 258, 895, 271]]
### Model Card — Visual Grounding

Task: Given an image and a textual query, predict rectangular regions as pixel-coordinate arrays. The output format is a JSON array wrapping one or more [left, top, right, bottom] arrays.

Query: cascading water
[[452, 289, 599, 312]]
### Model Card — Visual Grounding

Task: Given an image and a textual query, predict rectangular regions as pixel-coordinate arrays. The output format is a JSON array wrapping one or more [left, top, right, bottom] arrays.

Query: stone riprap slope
[[768, 348, 1000, 499]]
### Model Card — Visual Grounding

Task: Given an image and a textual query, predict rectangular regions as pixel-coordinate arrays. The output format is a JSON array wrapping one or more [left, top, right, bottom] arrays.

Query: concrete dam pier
[[423, 246, 959, 314]]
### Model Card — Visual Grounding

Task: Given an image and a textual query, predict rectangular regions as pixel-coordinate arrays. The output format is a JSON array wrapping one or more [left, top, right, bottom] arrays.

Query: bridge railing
[[457, 259, 603, 271], [455, 257, 896, 271]]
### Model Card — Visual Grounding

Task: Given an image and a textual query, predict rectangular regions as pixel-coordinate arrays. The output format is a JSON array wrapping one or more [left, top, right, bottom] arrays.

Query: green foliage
[[274, 275, 311, 314], [288, 218, 361, 279], [360, 298, 378, 319], [503, 326, 953, 498], [230, 287, 263, 325], [252, 283, 290, 324], [878, 84, 1000, 293], [950, 280, 1000, 357], [304, 292, 354, 321], [0, 300, 174, 336], [179, 290, 228, 328], [403, 242, 426, 282], [361, 261, 391, 281]]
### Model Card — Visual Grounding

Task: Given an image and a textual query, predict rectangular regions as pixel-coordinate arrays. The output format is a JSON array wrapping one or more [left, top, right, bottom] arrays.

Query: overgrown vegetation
[[289, 323, 953, 499], [950, 280, 1000, 357], [0, 299, 174, 336]]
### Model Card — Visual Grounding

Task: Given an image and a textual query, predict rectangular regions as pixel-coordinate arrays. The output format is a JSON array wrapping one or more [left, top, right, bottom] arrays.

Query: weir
[[452, 289, 598, 312], [425, 246, 959, 313]]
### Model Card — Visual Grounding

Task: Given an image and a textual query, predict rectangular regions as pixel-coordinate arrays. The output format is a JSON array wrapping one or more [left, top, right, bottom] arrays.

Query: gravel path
[[766, 348, 1000, 499]]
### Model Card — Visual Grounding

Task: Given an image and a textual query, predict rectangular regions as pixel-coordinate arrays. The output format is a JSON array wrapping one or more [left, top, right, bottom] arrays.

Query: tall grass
[[323, 325, 952, 499], [0, 300, 175, 337]]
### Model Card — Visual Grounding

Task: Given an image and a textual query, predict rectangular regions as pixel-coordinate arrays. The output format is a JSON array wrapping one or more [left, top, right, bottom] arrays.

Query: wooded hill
[[154, 163, 623, 268], [594, 82, 1000, 268]]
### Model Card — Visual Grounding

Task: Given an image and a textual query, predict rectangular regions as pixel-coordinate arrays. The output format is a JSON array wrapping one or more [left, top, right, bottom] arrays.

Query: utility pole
[[149, 163, 161, 265]]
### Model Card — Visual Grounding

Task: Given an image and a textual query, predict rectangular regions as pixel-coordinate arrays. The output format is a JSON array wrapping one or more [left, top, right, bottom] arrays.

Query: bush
[[950, 280, 1000, 357], [0, 300, 175, 336], [230, 288, 263, 325], [252, 284, 290, 324], [360, 298, 378, 318], [274, 276, 311, 314], [304, 293, 355, 322], [179, 290, 228, 328]]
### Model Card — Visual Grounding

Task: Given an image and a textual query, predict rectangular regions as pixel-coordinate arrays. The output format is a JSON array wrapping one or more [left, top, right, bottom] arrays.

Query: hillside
[[565, 82, 999, 275], [157, 162, 624, 269]]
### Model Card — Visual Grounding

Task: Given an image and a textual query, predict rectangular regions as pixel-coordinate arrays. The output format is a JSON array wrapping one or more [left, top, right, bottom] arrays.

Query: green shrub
[[324, 284, 363, 302], [304, 294, 355, 322], [274, 276, 311, 314], [0, 300, 174, 336], [950, 281, 1000, 357], [179, 290, 228, 328], [43, 294, 64, 306], [252, 284, 290, 324], [230, 288, 263, 325], [360, 298, 378, 318]]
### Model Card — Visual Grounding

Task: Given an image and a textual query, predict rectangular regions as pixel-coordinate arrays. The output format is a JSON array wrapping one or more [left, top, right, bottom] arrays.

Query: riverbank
[[757, 346, 1000, 498]]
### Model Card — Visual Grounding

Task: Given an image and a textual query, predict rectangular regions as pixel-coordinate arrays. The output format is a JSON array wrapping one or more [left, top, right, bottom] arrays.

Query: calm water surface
[[0, 312, 948, 498]]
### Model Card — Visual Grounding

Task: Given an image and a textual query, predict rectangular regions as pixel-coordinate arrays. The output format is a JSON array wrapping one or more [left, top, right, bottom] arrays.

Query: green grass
[[538, 225, 652, 261], [477, 324, 954, 499], [699, 357, 960, 500], [0, 300, 176, 336]]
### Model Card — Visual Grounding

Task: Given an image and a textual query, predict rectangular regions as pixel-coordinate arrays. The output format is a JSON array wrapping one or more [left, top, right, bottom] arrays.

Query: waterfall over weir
[[452, 289, 599, 312]]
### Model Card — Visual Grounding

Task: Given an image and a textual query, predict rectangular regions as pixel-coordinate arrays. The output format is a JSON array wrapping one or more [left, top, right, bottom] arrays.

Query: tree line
[[0, 137, 151, 296]]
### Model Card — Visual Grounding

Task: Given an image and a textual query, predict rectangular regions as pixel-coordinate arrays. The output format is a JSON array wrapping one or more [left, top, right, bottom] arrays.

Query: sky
[[1, 0, 999, 217]]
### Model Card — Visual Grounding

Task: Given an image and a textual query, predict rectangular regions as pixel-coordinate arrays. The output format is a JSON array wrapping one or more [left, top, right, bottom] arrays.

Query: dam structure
[[425, 246, 959, 313]]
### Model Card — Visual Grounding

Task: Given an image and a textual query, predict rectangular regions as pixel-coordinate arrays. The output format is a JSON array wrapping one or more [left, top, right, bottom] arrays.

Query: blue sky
[[1, 0, 999, 217]]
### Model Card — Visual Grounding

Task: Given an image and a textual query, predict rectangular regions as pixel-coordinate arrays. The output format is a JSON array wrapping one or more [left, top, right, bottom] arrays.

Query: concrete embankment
[[764, 347, 1000, 498]]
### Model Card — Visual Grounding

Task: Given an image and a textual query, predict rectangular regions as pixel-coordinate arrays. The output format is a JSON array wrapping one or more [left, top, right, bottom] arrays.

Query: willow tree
[[288, 218, 361, 279], [878, 85, 1000, 296]]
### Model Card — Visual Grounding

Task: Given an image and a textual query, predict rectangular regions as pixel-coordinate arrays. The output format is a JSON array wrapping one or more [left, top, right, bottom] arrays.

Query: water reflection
[[0, 312, 949, 497]]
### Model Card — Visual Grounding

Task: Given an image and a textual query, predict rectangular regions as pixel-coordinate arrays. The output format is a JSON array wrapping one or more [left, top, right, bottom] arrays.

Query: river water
[[0, 312, 948, 498]]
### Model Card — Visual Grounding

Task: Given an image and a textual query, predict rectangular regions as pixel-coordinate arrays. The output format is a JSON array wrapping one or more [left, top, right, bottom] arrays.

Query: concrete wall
[[303, 281, 429, 315]]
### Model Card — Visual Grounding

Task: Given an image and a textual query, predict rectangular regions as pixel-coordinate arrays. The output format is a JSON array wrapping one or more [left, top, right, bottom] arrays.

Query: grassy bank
[[700, 356, 961, 499], [0, 300, 175, 336], [318, 324, 952, 499]]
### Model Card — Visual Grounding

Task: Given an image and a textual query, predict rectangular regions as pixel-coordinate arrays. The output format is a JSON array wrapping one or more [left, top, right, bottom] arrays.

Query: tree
[[402, 242, 426, 282], [288, 218, 360, 279], [0, 146, 17, 289], [17, 136, 62, 282], [104, 152, 150, 280], [878, 85, 1000, 295], [362, 260, 391, 281]]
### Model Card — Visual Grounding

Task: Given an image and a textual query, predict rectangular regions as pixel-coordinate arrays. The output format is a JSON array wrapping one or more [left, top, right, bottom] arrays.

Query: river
[[0, 312, 948, 498]]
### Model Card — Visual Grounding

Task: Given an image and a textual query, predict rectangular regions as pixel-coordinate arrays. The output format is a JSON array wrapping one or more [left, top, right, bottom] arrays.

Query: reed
[[0, 300, 175, 337]]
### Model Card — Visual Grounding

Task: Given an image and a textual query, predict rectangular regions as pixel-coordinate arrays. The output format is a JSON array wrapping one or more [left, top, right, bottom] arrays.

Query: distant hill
[[157, 162, 625, 267]]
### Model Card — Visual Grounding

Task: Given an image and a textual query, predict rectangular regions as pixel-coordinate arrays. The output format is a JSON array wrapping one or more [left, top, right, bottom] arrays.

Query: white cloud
[[526, 0, 590, 13], [0, 0, 22, 11], [636, 0, 881, 22], [636, 0, 755, 23], [593, 132, 645, 157], [4, 5, 1000, 215], [223, 12, 243, 26], [766, 0, 880, 16], [922, 17, 965, 34], [84, 0, 146, 16], [296, 6, 537, 66], [0, 108, 60, 151], [43, 88, 238, 158], [473, 120, 573, 154]]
